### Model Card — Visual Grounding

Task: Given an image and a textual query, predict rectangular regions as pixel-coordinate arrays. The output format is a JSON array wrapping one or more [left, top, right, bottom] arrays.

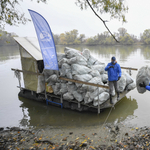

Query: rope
[[98, 104, 115, 134]]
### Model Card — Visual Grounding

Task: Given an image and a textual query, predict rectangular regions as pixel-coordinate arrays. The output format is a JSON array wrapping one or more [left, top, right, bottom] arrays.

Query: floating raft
[[12, 37, 138, 114], [12, 68, 134, 114], [18, 85, 130, 113]]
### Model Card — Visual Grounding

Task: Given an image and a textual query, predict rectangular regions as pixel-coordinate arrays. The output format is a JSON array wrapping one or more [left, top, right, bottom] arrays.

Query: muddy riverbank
[[1, 124, 150, 150]]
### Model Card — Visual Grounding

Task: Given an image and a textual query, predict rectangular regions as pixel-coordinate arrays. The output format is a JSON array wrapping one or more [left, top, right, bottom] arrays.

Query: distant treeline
[[53, 28, 150, 45], [1, 28, 150, 46], [0, 30, 18, 46]]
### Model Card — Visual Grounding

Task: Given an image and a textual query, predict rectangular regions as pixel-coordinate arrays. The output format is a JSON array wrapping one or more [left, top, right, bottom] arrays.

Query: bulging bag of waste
[[68, 55, 87, 66], [93, 92, 110, 106], [87, 55, 97, 66], [136, 66, 150, 93], [64, 47, 81, 59], [66, 72, 73, 79], [101, 74, 108, 83], [52, 83, 61, 95], [58, 58, 69, 67], [81, 77, 103, 92], [46, 74, 59, 83], [60, 83, 68, 94], [123, 71, 134, 85], [84, 92, 93, 104], [117, 75, 126, 92], [67, 57, 77, 64], [37, 75, 45, 93], [89, 87, 105, 99], [72, 91, 83, 102], [60, 63, 71, 76], [91, 64, 105, 74], [63, 92, 74, 100], [94, 60, 105, 65], [72, 64, 92, 75], [126, 80, 136, 91], [73, 74, 92, 82], [67, 83, 77, 94], [82, 49, 90, 59], [57, 53, 66, 62], [43, 69, 54, 80], [90, 70, 101, 77]]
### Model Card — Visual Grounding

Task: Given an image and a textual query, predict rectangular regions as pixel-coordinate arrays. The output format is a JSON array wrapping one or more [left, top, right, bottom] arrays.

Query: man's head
[[111, 56, 116, 64]]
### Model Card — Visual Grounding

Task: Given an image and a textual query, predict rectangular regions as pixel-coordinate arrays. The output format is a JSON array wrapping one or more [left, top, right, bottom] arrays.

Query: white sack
[[94, 61, 105, 65], [37, 75, 45, 93], [136, 66, 150, 93], [73, 74, 92, 82], [67, 83, 77, 94], [72, 64, 91, 75], [52, 83, 61, 95], [90, 70, 101, 77], [90, 87, 105, 99], [82, 49, 90, 59], [126, 80, 136, 91], [63, 92, 74, 100], [46, 74, 58, 83], [43, 69, 54, 80], [60, 83, 68, 94], [87, 55, 97, 66], [124, 72, 134, 85], [66, 72, 73, 79], [72, 91, 83, 102], [57, 53, 66, 62], [101, 74, 108, 83], [93, 92, 110, 106], [67, 57, 77, 64], [91, 64, 105, 74], [81, 77, 103, 92], [58, 58, 69, 67], [64, 47, 81, 59], [60, 63, 71, 76], [117, 75, 126, 92], [84, 92, 93, 104]]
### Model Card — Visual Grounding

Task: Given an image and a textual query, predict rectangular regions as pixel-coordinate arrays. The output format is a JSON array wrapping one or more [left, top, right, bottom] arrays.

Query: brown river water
[[0, 44, 150, 129]]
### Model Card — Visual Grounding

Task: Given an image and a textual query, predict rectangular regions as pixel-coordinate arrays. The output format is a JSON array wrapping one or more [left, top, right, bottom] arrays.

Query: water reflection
[[140, 45, 150, 60], [18, 96, 138, 128], [0, 45, 19, 62]]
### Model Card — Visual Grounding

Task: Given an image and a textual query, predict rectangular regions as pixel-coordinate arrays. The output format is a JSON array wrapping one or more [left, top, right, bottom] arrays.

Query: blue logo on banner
[[28, 9, 59, 70]]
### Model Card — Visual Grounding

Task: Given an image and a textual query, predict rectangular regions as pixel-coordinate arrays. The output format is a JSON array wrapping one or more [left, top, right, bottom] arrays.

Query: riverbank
[[0, 124, 150, 150]]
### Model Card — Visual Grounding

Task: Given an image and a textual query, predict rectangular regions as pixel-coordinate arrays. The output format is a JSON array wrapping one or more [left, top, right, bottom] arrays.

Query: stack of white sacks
[[43, 47, 136, 106]]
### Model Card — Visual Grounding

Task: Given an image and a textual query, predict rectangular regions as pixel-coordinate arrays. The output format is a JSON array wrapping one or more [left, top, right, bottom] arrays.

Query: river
[[0, 44, 150, 129]]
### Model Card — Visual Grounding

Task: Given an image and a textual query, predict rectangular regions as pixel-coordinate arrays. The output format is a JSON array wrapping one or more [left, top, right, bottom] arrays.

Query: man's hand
[[109, 66, 114, 68], [117, 76, 121, 81], [139, 82, 146, 88]]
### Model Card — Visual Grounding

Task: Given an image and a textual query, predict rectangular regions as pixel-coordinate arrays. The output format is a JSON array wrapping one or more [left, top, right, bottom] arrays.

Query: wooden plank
[[121, 67, 138, 71], [59, 77, 109, 89], [11, 68, 43, 76]]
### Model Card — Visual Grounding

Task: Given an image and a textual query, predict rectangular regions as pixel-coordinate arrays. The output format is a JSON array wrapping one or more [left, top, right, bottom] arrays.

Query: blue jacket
[[146, 83, 150, 91], [105, 62, 122, 81]]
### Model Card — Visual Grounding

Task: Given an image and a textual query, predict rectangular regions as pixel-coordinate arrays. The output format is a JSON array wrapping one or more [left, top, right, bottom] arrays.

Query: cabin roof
[[14, 37, 43, 61]]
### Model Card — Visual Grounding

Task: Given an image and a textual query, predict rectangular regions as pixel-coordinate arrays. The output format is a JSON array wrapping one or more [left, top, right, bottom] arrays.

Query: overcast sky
[[5, 0, 150, 38]]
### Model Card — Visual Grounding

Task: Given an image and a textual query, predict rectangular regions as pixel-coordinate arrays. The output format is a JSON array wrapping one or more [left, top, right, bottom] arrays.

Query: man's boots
[[117, 92, 119, 101], [110, 95, 113, 104]]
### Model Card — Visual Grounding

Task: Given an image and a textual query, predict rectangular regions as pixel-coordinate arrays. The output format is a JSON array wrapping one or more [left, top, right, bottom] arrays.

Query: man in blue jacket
[[105, 56, 122, 104], [139, 82, 150, 91]]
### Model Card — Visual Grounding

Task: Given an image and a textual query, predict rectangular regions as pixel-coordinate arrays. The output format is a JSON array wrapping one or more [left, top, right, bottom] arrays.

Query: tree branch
[[86, 0, 119, 43]]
